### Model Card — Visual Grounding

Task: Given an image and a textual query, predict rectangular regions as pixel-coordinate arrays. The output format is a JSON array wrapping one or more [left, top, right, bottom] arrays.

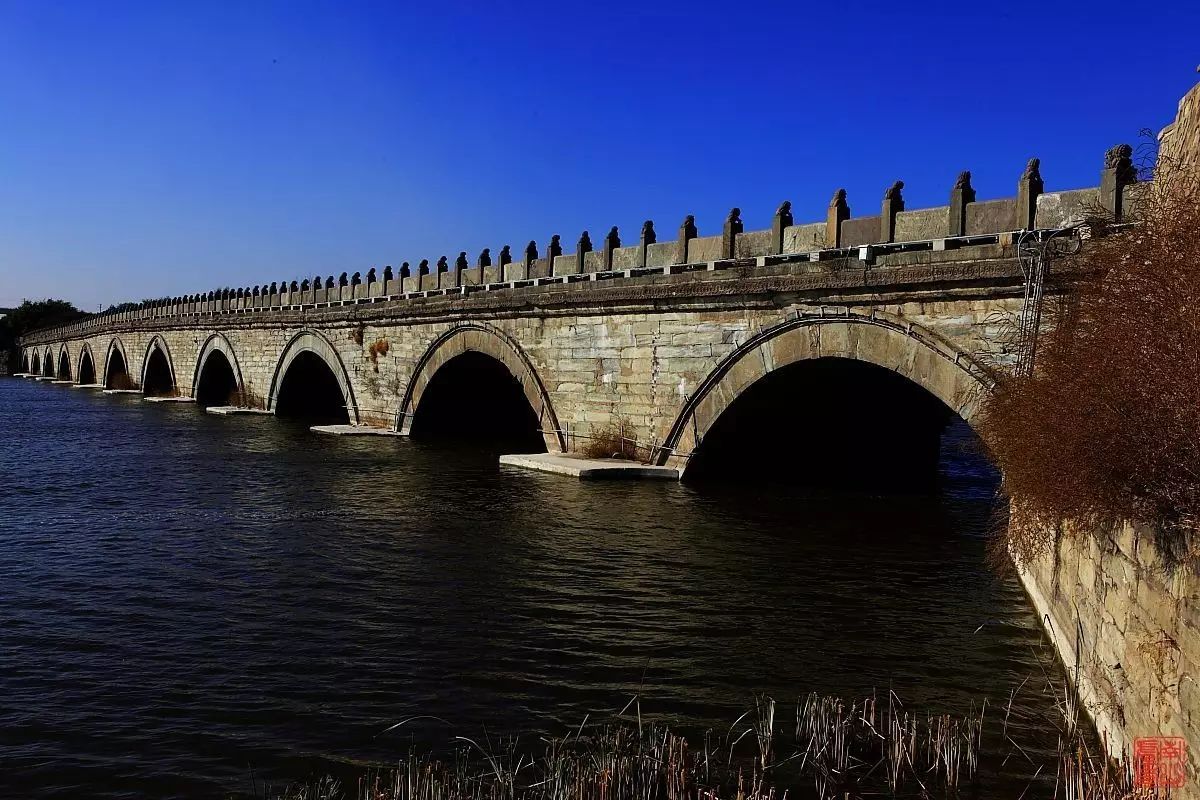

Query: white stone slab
[[143, 396, 196, 403], [102, 389, 142, 395], [310, 424, 405, 437], [72, 384, 104, 390], [50, 380, 75, 385], [206, 406, 273, 416], [35, 376, 56, 382], [498, 452, 680, 480]]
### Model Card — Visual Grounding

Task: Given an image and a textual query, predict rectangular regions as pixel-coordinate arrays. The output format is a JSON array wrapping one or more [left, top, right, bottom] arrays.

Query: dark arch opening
[[142, 347, 174, 396], [274, 351, 349, 424], [409, 351, 545, 453], [78, 351, 95, 385], [105, 349, 132, 389], [57, 351, 70, 381], [195, 350, 238, 407], [684, 358, 996, 493], [43, 352, 53, 377], [31, 353, 40, 375], [21, 352, 29, 373]]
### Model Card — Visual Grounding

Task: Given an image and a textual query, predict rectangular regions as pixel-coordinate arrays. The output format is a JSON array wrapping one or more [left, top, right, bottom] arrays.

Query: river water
[[1, 378, 1070, 798]]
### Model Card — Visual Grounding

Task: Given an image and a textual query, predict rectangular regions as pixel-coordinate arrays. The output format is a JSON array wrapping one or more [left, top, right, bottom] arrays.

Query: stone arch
[[139, 335, 178, 395], [657, 310, 993, 473], [103, 337, 132, 389], [31, 350, 41, 375], [57, 344, 72, 381], [77, 343, 97, 385], [397, 322, 564, 452], [20, 350, 30, 374], [42, 347, 54, 376], [267, 329, 358, 423], [192, 333, 245, 402]]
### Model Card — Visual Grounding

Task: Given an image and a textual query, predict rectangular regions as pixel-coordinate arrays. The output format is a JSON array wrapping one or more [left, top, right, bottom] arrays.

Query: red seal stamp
[[1135, 736, 1187, 790]]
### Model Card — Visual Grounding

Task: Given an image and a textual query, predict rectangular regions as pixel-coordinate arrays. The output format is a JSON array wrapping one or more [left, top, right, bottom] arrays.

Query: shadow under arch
[[77, 343, 97, 385], [140, 336, 177, 396], [20, 350, 30, 374], [658, 311, 995, 482], [103, 337, 133, 389], [192, 333, 245, 406], [397, 323, 565, 453], [56, 345, 72, 381], [42, 347, 54, 377], [267, 329, 358, 424], [31, 351, 41, 376]]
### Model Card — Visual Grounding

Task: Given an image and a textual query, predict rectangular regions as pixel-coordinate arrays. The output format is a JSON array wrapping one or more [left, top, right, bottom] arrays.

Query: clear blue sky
[[0, 0, 1196, 311]]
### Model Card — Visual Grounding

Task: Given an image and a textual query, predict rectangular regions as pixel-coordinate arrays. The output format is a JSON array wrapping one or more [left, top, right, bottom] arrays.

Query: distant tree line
[[0, 299, 90, 374]]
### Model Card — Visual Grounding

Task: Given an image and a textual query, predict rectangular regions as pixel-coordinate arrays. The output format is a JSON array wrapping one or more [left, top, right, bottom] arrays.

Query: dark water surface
[[1, 379, 1068, 798]]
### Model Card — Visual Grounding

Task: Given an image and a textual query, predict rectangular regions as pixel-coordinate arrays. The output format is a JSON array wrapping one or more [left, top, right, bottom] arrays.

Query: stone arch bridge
[[18, 152, 1134, 476]]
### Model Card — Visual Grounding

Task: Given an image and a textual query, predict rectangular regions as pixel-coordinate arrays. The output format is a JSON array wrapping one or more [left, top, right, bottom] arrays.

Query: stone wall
[[1018, 524, 1200, 794], [1159, 79, 1200, 179]]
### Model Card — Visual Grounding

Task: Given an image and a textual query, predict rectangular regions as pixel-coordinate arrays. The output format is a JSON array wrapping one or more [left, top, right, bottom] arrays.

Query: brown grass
[[978, 151, 1200, 567], [368, 338, 389, 372]]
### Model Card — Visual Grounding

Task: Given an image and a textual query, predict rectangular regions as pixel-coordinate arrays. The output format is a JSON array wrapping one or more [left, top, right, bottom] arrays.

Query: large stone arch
[[56, 344, 73, 381], [20, 349, 30, 374], [397, 322, 565, 452], [139, 335, 178, 392], [30, 350, 41, 375], [103, 337, 131, 388], [42, 346, 54, 376], [267, 329, 359, 423], [192, 332, 245, 398], [76, 343, 97, 384], [656, 309, 994, 472]]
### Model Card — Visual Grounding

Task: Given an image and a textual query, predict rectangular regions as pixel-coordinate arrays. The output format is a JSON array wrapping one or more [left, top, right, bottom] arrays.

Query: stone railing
[[22, 147, 1139, 346]]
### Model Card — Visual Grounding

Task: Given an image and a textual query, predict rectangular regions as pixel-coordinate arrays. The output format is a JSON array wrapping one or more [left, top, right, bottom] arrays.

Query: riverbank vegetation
[[260, 688, 1129, 800], [979, 145, 1200, 567]]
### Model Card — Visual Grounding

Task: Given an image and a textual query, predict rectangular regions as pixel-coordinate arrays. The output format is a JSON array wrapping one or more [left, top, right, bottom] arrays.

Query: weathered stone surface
[[1020, 521, 1200, 796], [965, 198, 1016, 234]]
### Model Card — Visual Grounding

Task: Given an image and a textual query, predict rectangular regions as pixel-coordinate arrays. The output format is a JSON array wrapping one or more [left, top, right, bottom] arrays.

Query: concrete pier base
[[72, 384, 104, 390], [206, 406, 272, 416], [50, 380, 75, 385], [35, 376, 56, 382], [102, 389, 142, 395], [499, 452, 680, 480], [143, 396, 196, 403], [310, 424, 405, 437]]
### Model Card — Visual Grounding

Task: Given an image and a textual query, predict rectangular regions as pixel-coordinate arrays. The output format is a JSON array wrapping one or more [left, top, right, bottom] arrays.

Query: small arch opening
[[78, 351, 96, 385], [274, 351, 349, 424], [684, 358, 994, 492], [57, 351, 71, 381], [21, 352, 30, 373], [409, 351, 545, 453], [31, 353, 41, 375], [195, 350, 238, 407], [105, 349, 133, 390], [43, 351, 54, 377], [142, 346, 175, 396]]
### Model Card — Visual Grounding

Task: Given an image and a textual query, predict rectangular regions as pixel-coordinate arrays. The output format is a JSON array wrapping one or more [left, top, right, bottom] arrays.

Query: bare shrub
[[227, 386, 262, 409], [978, 151, 1200, 566], [108, 371, 136, 391], [581, 418, 645, 461]]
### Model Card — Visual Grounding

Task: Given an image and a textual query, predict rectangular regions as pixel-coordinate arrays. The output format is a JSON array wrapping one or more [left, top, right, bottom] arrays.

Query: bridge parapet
[[20, 146, 1137, 347]]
